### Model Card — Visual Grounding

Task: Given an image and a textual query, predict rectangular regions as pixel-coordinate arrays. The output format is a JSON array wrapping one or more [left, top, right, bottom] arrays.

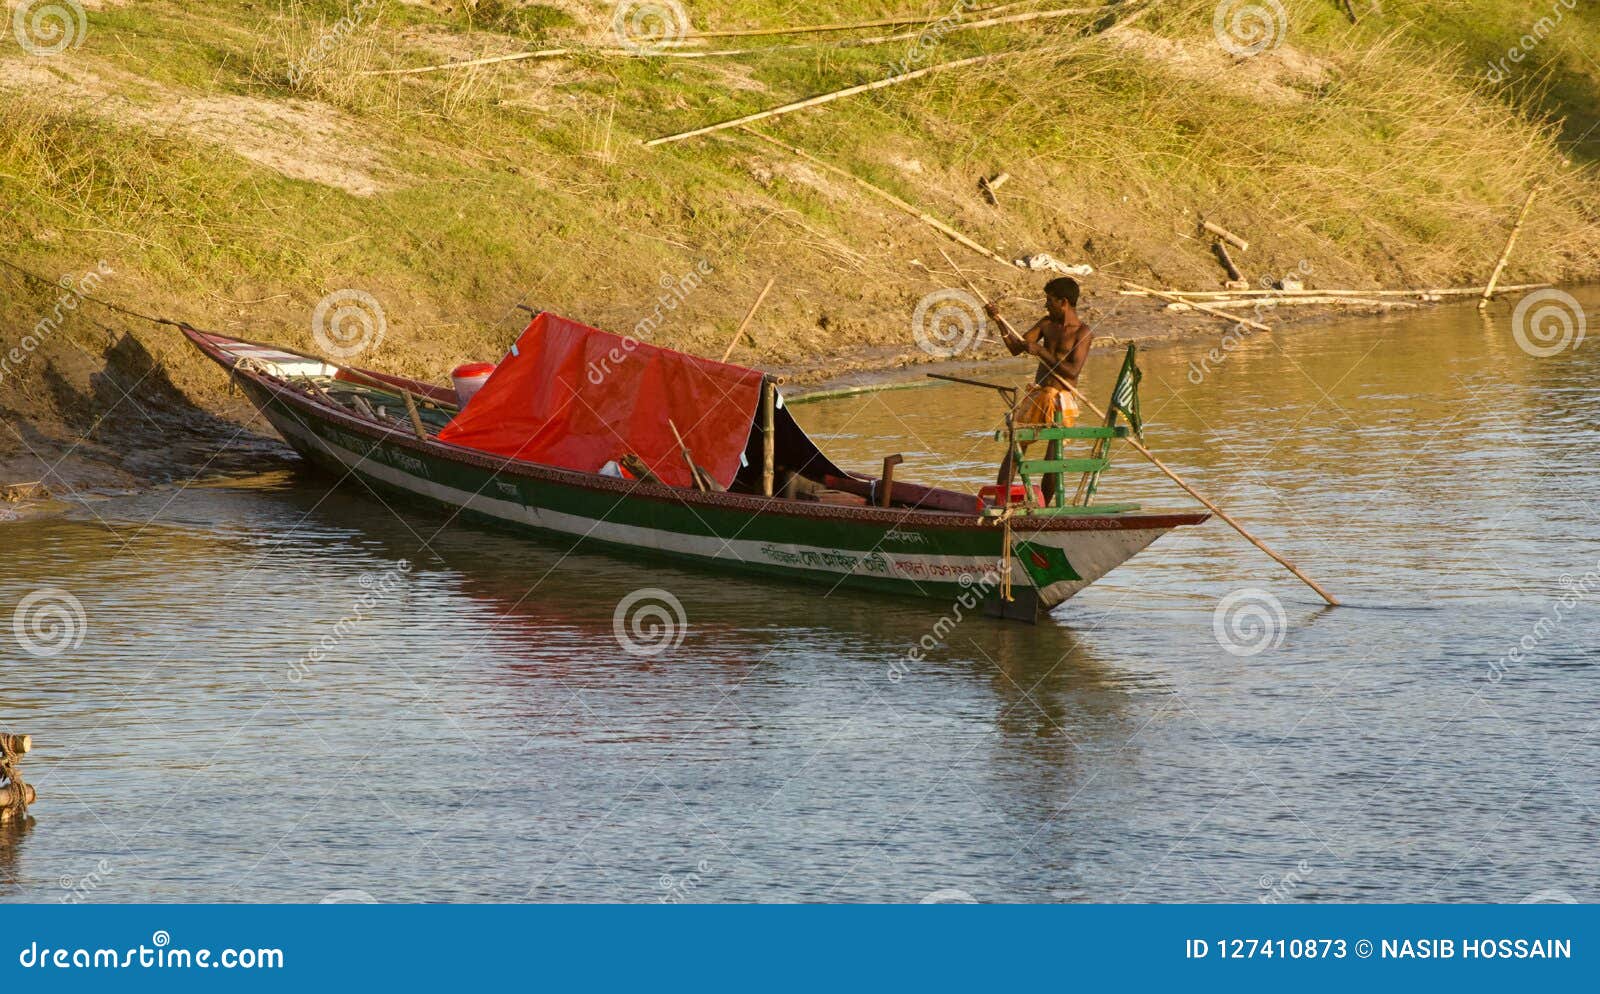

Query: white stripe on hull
[[266, 407, 1167, 608]]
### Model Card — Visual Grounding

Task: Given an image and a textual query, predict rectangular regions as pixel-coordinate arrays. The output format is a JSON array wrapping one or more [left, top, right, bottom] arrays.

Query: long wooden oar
[[949, 269, 1340, 606]]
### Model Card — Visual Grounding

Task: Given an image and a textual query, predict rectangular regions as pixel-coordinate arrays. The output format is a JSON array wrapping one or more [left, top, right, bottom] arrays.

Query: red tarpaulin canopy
[[436, 312, 765, 488]]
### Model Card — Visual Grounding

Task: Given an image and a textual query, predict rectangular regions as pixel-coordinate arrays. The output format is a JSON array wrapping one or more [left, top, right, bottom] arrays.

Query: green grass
[[3, 0, 1599, 399]]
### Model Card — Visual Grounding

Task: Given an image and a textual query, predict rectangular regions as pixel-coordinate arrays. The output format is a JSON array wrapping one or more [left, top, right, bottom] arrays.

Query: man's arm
[[985, 302, 1044, 357]]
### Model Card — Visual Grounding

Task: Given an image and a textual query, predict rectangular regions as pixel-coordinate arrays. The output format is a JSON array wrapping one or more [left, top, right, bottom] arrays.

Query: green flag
[[1110, 343, 1143, 438]]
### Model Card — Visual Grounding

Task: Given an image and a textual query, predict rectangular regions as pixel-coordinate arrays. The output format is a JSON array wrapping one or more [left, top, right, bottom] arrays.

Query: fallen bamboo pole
[[1212, 240, 1243, 282], [748, 129, 1013, 269], [722, 277, 775, 363], [1113, 283, 1548, 302], [1164, 297, 1419, 310], [646, 50, 1016, 146], [951, 269, 1338, 606], [1201, 219, 1249, 252], [1479, 188, 1539, 310], [1123, 281, 1271, 332], [668, 419, 712, 493], [673, 1, 1077, 39], [369, 6, 1101, 77]]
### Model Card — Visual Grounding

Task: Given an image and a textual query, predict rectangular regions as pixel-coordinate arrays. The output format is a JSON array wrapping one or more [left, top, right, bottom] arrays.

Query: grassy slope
[[2, 0, 1598, 413]]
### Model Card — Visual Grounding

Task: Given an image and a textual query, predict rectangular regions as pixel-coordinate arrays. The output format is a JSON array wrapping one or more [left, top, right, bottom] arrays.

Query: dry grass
[[2, 0, 1598, 404]]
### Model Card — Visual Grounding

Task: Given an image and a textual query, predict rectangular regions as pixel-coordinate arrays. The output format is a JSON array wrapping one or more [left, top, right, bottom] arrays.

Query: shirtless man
[[988, 277, 1093, 505]]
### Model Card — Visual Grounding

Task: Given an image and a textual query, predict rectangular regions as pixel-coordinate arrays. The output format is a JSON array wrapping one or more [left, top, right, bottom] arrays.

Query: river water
[[2, 289, 1596, 904]]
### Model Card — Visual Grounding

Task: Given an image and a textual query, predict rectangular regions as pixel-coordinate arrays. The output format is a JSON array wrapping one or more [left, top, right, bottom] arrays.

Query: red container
[[978, 484, 1044, 508]]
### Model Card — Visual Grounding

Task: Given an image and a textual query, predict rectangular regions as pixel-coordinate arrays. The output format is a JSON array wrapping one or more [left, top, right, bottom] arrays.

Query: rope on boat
[[0, 737, 30, 823], [985, 503, 1019, 603], [0, 257, 198, 335]]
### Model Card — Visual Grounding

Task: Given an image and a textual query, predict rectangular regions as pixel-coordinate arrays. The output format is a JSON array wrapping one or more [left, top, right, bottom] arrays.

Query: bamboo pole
[[646, 50, 1016, 146], [722, 277, 775, 363], [1122, 281, 1271, 332], [952, 269, 1338, 606], [401, 389, 429, 441], [1164, 297, 1418, 310], [673, 1, 1075, 39], [1201, 220, 1249, 252], [668, 419, 712, 492], [367, 7, 1100, 76], [1212, 240, 1243, 282], [761, 378, 776, 497], [1118, 283, 1553, 300], [1086, 390, 1341, 605], [1479, 189, 1539, 310], [748, 129, 1013, 269]]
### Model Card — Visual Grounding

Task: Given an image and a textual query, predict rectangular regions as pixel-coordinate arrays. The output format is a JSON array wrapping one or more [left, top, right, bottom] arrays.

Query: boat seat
[[990, 425, 1138, 517]]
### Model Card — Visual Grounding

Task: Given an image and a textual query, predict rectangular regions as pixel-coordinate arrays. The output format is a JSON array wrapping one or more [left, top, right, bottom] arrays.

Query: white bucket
[[450, 362, 495, 408]]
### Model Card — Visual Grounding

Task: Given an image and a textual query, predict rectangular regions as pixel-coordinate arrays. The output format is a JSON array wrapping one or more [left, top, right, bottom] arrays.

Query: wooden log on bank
[[1164, 297, 1419, 310], [1200, 219, 1249, 252], [1117, 283, 1554, 300], [1212, 240, 1243, 282], [1123, 281, 1271, 333], [979, 171, 1010, 204]]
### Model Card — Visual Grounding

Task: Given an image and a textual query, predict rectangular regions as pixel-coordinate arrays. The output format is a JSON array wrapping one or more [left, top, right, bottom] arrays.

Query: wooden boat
[[182, 312, 1207, 621]]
